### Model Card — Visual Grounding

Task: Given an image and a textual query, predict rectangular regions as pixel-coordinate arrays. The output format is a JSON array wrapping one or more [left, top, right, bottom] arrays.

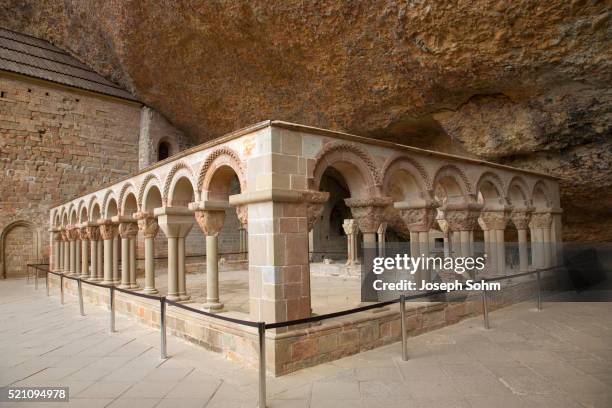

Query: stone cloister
[[47, 120, 562, 374]]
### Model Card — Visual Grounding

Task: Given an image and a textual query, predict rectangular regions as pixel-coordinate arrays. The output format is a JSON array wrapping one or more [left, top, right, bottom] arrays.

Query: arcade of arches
[[48, 121, 563, 374]]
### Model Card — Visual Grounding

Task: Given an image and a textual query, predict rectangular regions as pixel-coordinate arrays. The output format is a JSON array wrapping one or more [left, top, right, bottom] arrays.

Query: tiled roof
[[0, 27, 138, 102]]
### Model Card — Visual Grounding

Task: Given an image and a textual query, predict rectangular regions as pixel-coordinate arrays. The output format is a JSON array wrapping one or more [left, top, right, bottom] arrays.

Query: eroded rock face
[[2, 0, 610, 240]]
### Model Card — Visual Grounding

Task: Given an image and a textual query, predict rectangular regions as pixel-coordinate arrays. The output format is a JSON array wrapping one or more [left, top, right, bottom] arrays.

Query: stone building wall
[[0, 73, 188, 277]]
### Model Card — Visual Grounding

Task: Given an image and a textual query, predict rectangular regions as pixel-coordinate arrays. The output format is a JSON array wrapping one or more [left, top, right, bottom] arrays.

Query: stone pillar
[[511, 209, 533, 272], [118, 220, 139, 289], [112, 237, 120, 284], [99, 220, 118, 285], [51, 229, 62, 272], [86, 225, 101, 280], [377, 222, 387, 257], [442, 203, 482, 279], [479, 208, 510, 276], [155, 207, 194, 302], [74, 229, 81, 277], [236, 205, 248, 259], [530, 211, 553, 269], [346, 197, 391, 301], [342, 219, 360, 265], [79, 226, 90, 278], [67, 227, 77, 276], [396, 201, 439, 282], [192, 202, 228, 311], [62, 229, 69, 273], [135, 212, 159, 294]]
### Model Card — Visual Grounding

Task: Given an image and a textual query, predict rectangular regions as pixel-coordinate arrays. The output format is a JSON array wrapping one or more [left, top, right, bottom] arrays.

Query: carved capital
[[397, 202, 440, 233], [195, 210, 226, 236], [345, 196, 392, 234], [99, 223, 118, 240], [235, 205, 248, 230], [303, 190, 329, 232], [86, 226, 101, 241], [53, 231, 63, 242], [479, 209, 511, 231], [119, 222, 139, 239], [442, 203, 483, 231], [78, 227, 90, 241], [342, 219, 359, 235], [135, 213, 160, 239], [530, 212, 553, 229], [511, 208, 533, 230]]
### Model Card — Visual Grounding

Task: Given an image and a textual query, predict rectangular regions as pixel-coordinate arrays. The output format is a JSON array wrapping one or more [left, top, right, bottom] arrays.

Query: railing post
[[109, 286, 115, 333], [160, 297, 167, 360], [400, 294, 408, 361], [77, 279, 85, 316], [35, 267, 39, 290], [536, 269, 542, 311], [258, 322, 266, 408], [482, 288, 489, 329], [45, 270, 49, 297], [60, 274, 64, 305]]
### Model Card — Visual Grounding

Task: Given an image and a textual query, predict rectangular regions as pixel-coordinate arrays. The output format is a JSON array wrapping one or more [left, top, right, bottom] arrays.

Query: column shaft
[[80, 239, 89, 278], [97, 240, 103, 280], [204, 235, 222, 309], [120, 238, 130, 288], [177, 237, 188, 300], [517, 229, 528, 272], [495, 229, 505, 275], [112, 237, 120, 284], [129, 238, 138, 288], [167, 237, 179, 301], [143, 237, 157, 294], [75, 240, 81, 276], [102, 239, 113, 284], [90, 240, 97, 280]]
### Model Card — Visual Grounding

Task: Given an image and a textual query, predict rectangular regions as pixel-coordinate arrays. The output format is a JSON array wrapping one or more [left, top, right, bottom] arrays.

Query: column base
[[142, 287, 159, 295], [166, 294, 181, 302], [117, 283, 130, 289], [202, 301, 224, 312], [178, 294, 191, 302], [101, 280, 114, 285], [129, 284, 141, 290]]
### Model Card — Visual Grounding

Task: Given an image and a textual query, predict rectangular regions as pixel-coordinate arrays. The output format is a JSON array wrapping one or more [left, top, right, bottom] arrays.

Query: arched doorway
[[1, 220, 40, 279]]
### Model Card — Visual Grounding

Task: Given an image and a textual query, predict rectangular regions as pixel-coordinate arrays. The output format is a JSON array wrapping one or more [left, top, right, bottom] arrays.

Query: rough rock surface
[[2, 0, 610, 241]]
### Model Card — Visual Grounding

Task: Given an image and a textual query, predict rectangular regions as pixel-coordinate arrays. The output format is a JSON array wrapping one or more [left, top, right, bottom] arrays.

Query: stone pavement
[[1, 278, 611, 408]]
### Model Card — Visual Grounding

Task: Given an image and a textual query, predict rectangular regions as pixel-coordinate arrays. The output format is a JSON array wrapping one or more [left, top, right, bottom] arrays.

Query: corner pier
[[48, 120, 563, 375]]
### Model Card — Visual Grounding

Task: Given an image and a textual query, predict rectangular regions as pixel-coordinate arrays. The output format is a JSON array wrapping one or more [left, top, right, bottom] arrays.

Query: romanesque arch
[[382, 154, 431, 202], [197, 147, 245, 197], [532, 181, 551, 209], [507, 176, 530, 208], [432, 164, 472, 205], [311, 142, 381, 198], [119, 182, 138, 215], [476, 171, 506, 207], [163, 162, 197, 206], [138, 174, 162, 210], [0, 220, 40, 279]]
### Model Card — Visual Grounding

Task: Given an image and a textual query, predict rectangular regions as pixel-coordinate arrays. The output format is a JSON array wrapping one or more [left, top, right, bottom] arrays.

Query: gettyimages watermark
[[359, 241, 612, 302]]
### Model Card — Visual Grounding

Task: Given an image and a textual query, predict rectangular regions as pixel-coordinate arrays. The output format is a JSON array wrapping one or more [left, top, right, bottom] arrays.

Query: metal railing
[[26, 263, 558, 408]]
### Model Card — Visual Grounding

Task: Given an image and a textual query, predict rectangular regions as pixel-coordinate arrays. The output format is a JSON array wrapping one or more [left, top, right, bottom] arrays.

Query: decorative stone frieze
[[303, 190, 330, 232], [344, 197, 393, 233], [86, 225, 101, 241], [235, 205, 248, 230], [78, 226, 90, 241]]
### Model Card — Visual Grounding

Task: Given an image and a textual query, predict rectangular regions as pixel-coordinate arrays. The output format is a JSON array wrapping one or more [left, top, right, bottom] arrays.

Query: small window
[[158, 141, 171, 161]]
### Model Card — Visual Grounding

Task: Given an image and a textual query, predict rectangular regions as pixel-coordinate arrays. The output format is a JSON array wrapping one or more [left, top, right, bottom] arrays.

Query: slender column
[[235, 204, 249, 260], [112, 237, 120, 284], [79, 226, 89, 278], [194, 207, 227, 311], [135, 212, 159, 294], [97, 239, 103, 280], [443, 203, 482, 277], [99, 221, 118, 285], [530, 211, 553, 269], [118, 220, 139, 289], [51, 230, 61, 272], [62, 230, 69, 273], [377, 222, 387, 257], [346, 197, 392, 302], [155, 207, 194, 302], [342, 219, 359, 265], [129, 237, 138, 289], [75, 234, 81, 277], [479, 209, 510, 276], [397, 201, 439, 282]]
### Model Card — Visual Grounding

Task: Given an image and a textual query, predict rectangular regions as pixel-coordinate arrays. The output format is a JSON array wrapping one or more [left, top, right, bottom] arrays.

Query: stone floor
[[2, 278, 612, 407], [140, 267, 364, 315]]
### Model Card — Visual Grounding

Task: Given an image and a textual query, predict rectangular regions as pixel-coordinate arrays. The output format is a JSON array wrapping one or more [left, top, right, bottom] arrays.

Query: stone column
[[377, 222, 387, 258], [530, 211, 553, 269], [118, 220, 139, 289], [62, 229, 70, 273], [79, 226, 90, 278], [67, 227, 76, 275], [342, 219, 360, 265], [511, 209, 533, 272], [396, 201, 439, 282], [236, 205, 248, 260], [86, 225, 100, 280], [443, 204, 482, 258], [135, 212, 159, 294], [193, 202, 228, 311], [346, 197, 391, 301], [112, 237, 120, 284], [51, 229, 62, 272], [479, 208, 510, 276], [155, 207, 194, 302], [99, 220, 118, 285]]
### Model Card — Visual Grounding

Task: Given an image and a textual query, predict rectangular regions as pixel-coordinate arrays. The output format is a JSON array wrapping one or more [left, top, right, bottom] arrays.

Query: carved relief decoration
[[195, 210, 226, 236]]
